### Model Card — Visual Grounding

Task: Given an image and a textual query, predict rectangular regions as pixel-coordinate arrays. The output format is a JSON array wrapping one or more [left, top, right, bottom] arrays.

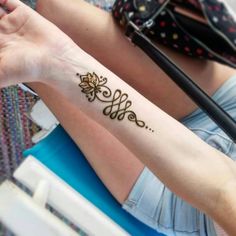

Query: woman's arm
[[35, 0, 236, 120], [28, 82, 145, 204], [0, 0, 235, 233], [45, 47, 236, 234]]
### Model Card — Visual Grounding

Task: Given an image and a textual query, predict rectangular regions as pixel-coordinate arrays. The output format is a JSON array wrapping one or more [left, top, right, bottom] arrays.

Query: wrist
[[43, 45, 93, 86]]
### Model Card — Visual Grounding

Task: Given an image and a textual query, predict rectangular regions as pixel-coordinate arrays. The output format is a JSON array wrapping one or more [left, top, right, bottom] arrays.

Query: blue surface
[[24, 125, 164, 236]]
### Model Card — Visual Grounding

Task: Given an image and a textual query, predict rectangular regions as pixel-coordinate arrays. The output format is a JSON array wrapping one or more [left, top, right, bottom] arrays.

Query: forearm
[[36, 0, 236, 120], [28, 82, 144, 204], [45, 47, 236, 232], [1, 0, 235, 233]]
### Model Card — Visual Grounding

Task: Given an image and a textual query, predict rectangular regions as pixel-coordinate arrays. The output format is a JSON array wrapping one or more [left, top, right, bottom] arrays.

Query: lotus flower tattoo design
[[78, 72, 154, 132]]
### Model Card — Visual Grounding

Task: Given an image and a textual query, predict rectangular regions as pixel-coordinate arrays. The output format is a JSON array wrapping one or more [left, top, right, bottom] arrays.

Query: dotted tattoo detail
[[76, 72, 155, 133]]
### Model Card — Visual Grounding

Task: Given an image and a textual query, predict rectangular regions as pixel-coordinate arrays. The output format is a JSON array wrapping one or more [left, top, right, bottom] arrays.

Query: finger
[[0, 0, 23, 11]]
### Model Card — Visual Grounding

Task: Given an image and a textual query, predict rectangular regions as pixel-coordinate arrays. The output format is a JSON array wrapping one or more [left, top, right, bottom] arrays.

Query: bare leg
[[36, 0, 236, 120], [29, 82, 144, 204]]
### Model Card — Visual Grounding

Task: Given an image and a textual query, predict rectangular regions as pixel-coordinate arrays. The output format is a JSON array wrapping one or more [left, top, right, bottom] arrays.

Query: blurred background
[[227, 0, 236, 7]]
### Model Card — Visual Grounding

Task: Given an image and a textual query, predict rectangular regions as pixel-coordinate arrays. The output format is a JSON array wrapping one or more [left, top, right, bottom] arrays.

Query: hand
[[0, 0, 80, 87]]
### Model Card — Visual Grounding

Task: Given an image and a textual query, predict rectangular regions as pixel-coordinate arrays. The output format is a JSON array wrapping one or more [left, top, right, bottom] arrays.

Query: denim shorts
[[122, 74, 236, 236]]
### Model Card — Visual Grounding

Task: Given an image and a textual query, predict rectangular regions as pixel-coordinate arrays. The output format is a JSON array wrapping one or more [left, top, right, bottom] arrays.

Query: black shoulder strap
[[126, 24, 236, 142]]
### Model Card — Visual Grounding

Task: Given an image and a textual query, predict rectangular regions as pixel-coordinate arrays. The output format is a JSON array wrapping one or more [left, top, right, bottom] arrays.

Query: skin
[[0, 0, 235, 234], [32, 0, 236, 202], [27, 82, 145, 203], [35, 0, 236, 120]]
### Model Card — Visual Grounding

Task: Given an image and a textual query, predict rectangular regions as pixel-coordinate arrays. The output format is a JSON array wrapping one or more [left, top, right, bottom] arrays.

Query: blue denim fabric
[[122, 74, 236, 236]]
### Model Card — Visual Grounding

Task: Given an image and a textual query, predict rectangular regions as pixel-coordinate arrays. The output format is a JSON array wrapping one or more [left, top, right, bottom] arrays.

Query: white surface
[[13, 156, 130, 236], [33, 180, 50, 207], [223, 0, 236, 21], [30, 100, 58, 130], [30, 100, 59, 143], [0, 181, 78, 236], [226, 0, 236, 9]]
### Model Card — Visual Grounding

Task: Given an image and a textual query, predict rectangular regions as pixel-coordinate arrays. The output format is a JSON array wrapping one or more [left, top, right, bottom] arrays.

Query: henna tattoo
[[77, 72, 154, 132]]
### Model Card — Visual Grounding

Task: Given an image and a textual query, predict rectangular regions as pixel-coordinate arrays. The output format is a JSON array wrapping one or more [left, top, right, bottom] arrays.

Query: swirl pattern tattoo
[[77, 72, 154, 132]]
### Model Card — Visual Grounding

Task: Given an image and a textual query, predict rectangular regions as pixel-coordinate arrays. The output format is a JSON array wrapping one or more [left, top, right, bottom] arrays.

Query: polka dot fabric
[[112, 0, 236, 68]]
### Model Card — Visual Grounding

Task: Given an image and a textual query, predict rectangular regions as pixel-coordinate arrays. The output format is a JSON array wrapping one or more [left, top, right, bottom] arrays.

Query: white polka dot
[[161, 32, 166, 38], [128, 12, 134, 18], [213, 16, 219, 23]]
